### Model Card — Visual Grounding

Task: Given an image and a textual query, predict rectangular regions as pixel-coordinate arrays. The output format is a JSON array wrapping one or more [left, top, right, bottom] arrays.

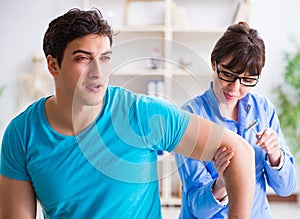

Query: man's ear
[[47, 55, 60, 76]]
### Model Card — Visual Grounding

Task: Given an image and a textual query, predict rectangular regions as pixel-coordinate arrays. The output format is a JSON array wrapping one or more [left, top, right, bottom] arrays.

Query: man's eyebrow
[[72, 50, 92, 55], [102, 50, 112, 56], [72, 50, 112, 56]]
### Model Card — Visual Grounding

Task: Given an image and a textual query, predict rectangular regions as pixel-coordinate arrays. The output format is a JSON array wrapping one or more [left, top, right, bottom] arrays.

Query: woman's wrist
[[212, 178, 227, 201]]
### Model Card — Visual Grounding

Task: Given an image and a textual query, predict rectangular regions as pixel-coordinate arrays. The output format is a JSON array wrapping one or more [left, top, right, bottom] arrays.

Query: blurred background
[[1, 0, 300, 218]]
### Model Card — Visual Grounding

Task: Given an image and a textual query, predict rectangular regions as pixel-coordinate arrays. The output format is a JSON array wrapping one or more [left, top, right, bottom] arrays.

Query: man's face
[[56, 34, 112, 107]]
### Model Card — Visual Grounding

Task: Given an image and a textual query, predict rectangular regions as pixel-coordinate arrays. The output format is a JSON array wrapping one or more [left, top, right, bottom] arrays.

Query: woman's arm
[[175, 114, 255, 219], [0, 175, 36, 219]]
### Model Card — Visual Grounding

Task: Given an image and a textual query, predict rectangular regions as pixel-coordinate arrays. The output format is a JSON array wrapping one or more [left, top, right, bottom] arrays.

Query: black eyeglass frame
[[215, 61, 259, 87]]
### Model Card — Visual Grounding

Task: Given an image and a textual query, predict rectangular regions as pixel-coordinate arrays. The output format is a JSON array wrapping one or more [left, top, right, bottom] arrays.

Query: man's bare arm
[[0, 175, 36, 219], [175, 114, 255, 219]]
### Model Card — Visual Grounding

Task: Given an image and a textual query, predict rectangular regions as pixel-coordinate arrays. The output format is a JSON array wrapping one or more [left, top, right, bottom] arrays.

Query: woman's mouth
[[223, 92, 236, 101]]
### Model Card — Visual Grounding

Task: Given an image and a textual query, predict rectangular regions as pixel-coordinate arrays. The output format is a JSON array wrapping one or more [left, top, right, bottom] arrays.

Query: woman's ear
[[47, 55, 59, 76], [211, 61, 216, 72]]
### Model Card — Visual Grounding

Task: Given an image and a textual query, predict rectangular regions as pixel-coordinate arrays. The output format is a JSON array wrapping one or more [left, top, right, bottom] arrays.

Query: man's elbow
[[225, 135, 255, 174], [239, 137, 255, 158]]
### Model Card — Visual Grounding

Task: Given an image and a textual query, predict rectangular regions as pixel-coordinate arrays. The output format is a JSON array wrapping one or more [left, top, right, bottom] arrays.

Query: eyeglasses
[[215, 61, 259, 87]]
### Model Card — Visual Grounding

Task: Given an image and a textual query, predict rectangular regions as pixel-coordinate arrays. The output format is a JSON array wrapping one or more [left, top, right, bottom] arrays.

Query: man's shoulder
[[10, 97, 46, 127]]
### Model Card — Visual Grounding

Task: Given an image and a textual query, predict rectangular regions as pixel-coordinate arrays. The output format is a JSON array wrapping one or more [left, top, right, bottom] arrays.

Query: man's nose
[[88, 59, 102, 79]]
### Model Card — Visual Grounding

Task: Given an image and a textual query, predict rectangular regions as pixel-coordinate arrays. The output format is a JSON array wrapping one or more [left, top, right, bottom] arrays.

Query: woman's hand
[[213, 147, 235, 178], [257, 128, 282, 167], [212, 147, 235, 201]]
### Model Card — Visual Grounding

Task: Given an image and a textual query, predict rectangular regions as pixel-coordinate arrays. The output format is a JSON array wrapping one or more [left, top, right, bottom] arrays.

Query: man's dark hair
[[43, 8, 113, 67]]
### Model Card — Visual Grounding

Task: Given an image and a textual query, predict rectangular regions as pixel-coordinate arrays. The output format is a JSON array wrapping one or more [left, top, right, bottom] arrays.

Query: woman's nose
[[229, 78, 241, 90]]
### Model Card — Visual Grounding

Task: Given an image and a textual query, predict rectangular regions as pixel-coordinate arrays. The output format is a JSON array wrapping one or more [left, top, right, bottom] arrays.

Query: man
[[0, 9, 255, 219]]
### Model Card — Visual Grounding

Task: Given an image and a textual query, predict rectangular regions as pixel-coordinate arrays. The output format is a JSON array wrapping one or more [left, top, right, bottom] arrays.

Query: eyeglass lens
[[215, 62, 258, 87]]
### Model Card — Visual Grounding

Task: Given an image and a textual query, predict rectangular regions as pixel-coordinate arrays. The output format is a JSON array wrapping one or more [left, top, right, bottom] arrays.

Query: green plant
[[0, 85, 4, 96], [274, 44, 300, 156]]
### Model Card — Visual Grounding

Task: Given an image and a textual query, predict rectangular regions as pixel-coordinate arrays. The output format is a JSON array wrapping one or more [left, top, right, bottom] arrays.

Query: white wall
[[250, 0, 300, 99], [0, 0, 81, 136], [1, 0, 300, 138]]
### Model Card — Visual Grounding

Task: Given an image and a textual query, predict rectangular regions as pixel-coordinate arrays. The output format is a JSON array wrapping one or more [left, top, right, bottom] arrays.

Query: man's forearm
[[199, 121, 255, 218], [222, 129, 255, 219], [175, 114, 255, 218]]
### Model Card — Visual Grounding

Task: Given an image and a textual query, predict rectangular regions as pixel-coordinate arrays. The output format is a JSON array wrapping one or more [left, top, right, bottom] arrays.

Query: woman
[[175, 21, 296, 219]]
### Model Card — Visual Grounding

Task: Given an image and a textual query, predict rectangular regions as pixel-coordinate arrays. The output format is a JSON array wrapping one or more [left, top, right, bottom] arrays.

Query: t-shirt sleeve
[[0, 120, 30, 181], [162, 103, 190, 152], [134, 96, 190, 152]]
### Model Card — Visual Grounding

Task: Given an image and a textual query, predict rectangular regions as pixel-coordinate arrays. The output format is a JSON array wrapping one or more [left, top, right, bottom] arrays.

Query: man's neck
[[45, 96, 103, 136]]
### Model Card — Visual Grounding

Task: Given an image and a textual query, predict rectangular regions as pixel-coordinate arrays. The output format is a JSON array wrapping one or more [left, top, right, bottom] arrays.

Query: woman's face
[[212, 60, 258, 107]]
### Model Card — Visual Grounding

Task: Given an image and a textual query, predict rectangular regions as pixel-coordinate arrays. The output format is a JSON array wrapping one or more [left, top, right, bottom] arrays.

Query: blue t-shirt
[[1, 85, 190, 219]]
